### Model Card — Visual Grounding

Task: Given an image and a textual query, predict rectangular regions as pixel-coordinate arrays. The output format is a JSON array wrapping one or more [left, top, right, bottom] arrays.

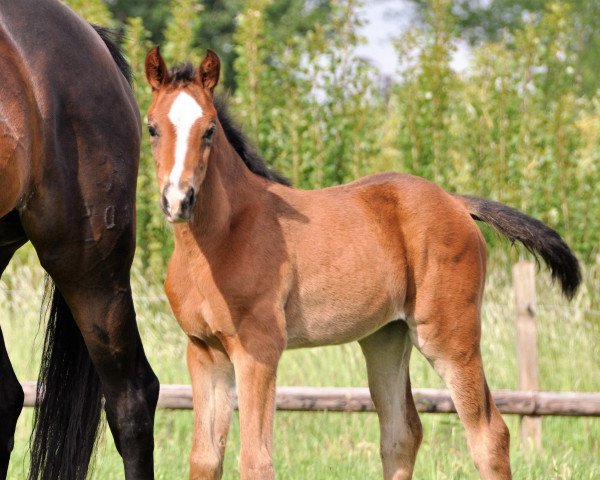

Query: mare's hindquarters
[[0, 1, 160, 478], [0, 20, 35, 480]]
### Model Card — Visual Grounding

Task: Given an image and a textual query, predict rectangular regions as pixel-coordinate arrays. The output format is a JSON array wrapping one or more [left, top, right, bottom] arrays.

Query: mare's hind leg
[[0, 326, 22, 480], [21, 154, 158, 477], [187, 339, 234, 480], [55, 282, 159, 478], [26, 211, 158, 478], [0, 215, 27, 479], [411, 302, 511, 479], [359, 321, 422, 480]]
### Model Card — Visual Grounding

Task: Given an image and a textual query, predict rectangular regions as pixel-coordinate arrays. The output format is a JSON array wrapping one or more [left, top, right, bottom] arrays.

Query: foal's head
[[144, 47, 221, 222]]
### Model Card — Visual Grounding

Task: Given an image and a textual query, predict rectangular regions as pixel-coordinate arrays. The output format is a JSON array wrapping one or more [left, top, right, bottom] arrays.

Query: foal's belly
[[283, 236, 407, 348], [285, 302, 406, 349]]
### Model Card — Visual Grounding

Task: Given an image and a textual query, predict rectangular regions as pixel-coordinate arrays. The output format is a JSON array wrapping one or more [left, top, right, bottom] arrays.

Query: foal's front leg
[[229, 330, 284, 480], [187, 339, 235, 480]]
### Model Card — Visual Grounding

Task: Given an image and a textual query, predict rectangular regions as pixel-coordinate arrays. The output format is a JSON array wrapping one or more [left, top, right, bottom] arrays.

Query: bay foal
[[145, 48, 580, 480]]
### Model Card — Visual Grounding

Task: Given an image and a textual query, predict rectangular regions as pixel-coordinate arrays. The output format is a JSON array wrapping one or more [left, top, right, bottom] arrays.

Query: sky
[[357, 0, 471, 76]]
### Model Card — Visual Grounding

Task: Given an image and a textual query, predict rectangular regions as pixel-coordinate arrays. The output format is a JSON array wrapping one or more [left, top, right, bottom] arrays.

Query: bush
[[66, 0, 600, 277]]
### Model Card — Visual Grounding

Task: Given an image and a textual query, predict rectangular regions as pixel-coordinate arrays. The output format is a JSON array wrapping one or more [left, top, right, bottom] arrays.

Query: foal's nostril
[[186, 187, 195, 208], [161, 186, 170, 215], [179, 187, 196, 218], [180, 187, 194, 209]]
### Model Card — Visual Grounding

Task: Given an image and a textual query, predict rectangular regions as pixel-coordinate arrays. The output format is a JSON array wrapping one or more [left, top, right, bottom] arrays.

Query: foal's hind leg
[[187, 339, 234, 480], [359, 321, 422, 480], [411, 302, 511, 479]]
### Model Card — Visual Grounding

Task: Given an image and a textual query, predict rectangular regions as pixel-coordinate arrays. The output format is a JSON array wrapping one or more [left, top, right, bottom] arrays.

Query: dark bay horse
[[144, 48, 580, 480], [0, 1, 158, 478]]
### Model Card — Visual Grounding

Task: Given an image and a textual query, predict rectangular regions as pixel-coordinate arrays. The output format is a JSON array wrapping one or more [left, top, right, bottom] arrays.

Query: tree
[[107, 0, 332, 90], [162, 0, 203, 65], [108, 0, 171, 36], [62, 0, 113, 24], [410, 0, 600, 95]]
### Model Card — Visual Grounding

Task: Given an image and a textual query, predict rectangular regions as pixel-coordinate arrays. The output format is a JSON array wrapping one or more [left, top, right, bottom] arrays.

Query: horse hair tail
[[455, 194, 581, 300], [91, 25, 132, 86], [29, 277, 103, 480]]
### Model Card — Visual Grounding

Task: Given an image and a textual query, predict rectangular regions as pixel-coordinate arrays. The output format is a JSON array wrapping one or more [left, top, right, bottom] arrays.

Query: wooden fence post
[[513, 261, 542, 453]]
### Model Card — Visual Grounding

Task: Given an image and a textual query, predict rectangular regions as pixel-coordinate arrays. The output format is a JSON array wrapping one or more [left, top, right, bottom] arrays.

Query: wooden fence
[[513, 261, 542, 452], [20, 382, 600, 416]]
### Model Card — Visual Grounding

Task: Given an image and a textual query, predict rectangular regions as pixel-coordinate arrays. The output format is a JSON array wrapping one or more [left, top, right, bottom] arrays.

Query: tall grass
[[2, 246, 599, 478]]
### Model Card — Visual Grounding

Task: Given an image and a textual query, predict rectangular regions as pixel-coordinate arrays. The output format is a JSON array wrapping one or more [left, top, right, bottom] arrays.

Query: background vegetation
[[68, 0, 600, 275], [2, 0, 599, 478]]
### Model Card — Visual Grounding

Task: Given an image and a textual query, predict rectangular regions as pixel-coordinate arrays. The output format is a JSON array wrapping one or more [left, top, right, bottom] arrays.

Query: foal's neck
[[173, 126, 263, 249]]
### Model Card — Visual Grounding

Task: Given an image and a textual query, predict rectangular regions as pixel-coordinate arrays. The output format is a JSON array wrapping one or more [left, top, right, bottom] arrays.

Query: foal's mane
[[168, 63, 291, 186]]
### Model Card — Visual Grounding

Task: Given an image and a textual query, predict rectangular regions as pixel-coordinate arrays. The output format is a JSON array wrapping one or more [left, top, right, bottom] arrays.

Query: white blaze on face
[[167, 91, 203, 187]]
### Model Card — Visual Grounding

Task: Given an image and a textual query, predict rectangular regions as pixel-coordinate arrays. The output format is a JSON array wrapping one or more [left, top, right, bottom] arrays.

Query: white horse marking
[[164, 185, 188, 218], [168, 92, 203, 186]]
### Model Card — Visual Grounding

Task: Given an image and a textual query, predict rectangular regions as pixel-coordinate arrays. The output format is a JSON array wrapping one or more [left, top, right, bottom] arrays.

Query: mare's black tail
[[456, 195, 581, 299], [29, 279, 102, 480]]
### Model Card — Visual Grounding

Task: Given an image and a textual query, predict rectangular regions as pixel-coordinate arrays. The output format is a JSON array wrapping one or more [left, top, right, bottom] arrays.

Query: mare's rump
[[0, 41, 30, 217]]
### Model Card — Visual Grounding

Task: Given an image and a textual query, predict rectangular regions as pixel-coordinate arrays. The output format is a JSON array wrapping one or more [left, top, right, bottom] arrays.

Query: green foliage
[[65, 0, 600, 270], [109, 0, 171, 38], [232, 0, 271, 141], [392, 0, 458, 185], [232, 0, 383, 187], [61, 0, 113, 24], [411, 0, 600, 95], [391, 1, 600, 256], [162, 0, 203, 65], [107, 0, 332, 90]]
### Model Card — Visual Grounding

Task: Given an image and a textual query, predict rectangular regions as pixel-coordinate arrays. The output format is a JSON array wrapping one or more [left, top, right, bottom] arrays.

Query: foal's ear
[[145, 46, 170, 91], [198, 49, 221, 95]]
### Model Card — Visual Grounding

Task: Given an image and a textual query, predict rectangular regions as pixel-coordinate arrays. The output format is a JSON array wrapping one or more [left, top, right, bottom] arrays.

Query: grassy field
[[2, 245, 599, 479]]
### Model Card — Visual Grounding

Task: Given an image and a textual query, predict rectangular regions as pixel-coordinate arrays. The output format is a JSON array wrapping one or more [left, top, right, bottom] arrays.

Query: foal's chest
[[165, 262, 233, 342]]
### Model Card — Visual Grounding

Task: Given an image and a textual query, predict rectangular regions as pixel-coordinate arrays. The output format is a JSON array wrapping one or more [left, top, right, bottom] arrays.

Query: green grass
[[2, 247, 599, 479]]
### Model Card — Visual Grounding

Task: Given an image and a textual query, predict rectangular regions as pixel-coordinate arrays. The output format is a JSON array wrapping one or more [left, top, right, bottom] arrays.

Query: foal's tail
[[456, 195, 581, 299], [29, 278, 103, 480]]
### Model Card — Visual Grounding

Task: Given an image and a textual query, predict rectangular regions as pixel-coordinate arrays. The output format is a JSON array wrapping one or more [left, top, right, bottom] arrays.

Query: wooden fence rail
[[20, 382, 600, 417]]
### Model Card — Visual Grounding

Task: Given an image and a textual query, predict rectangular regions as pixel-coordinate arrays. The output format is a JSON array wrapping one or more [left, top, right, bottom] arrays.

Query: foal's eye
[[148, 125, 158, 137], [203, 125, 216, 141]]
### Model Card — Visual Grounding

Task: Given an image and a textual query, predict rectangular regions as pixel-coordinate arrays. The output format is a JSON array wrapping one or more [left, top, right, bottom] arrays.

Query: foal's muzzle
[[161, 184, 196, 222]]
